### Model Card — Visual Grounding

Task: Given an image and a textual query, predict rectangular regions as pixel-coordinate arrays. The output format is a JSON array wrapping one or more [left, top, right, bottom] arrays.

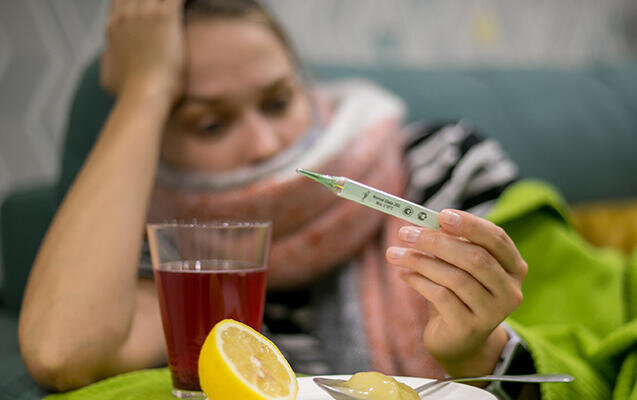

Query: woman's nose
[[241, 110, 282, 163]]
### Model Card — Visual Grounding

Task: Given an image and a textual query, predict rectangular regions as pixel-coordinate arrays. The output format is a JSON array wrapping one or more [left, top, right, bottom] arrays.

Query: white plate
[[298, 375, 496, 399]]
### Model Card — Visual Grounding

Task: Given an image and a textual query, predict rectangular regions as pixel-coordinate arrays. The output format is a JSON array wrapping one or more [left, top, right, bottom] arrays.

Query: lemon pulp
[[198, 319, 297, 400]]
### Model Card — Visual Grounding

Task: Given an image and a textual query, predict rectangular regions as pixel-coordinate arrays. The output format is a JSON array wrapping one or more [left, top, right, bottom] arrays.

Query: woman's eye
[[261, 95, 291, 115], [198, 120, 227, 136]]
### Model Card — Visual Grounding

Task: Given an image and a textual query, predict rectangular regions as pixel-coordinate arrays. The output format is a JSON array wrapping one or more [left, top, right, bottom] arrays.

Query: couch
[[1, 59, 636, 399]]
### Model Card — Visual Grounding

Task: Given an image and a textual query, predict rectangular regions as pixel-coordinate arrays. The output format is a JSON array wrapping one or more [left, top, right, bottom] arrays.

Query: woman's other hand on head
[[386, 209, 528, 378], [101, 0, 186, 101]]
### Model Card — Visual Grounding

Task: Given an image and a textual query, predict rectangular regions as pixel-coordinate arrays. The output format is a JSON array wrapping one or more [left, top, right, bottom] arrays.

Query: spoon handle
[[415, 373, 573, 393]]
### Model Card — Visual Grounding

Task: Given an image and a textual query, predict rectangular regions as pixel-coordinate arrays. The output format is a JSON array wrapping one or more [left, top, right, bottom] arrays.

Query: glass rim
[[146, 220, 272, 230]]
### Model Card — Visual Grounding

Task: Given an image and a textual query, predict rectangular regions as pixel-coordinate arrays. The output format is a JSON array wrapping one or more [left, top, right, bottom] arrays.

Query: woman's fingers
[[387, 247, 495, 318], [108, 0, 139, 27], [438, 209, 528, 280], [168, 0, 187, 8], [398, 226, 512, 296], [399, 271, 472, 327], [110, 0, 126, 11], [109, 0, 184, 25], [102, 0, 186, 99], [119, 0, 140, 13], [131, 0, 184, 13]]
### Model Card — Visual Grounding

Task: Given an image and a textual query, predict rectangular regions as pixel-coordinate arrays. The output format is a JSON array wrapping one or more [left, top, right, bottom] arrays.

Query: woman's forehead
[[184, 19, 295, 100]]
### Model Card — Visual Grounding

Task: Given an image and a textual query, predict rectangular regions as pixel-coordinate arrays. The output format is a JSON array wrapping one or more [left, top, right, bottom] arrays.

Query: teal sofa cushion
[[56, 63, 114, 205], [0, 310, 48, 400], [1, 185, 57, 312], [312, 64, 637, 203]]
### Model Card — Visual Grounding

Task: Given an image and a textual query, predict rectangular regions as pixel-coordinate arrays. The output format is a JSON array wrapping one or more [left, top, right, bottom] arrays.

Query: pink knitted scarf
[[147, 81, 446, 378]]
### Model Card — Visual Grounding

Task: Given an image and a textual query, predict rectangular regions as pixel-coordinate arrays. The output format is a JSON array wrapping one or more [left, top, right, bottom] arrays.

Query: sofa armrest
[[1, 185, 57, 313], [0, 309, 50, 399]]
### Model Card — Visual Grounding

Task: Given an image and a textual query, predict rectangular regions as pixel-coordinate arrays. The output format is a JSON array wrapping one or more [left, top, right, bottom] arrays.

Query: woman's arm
[[18, 0, 185, 390]]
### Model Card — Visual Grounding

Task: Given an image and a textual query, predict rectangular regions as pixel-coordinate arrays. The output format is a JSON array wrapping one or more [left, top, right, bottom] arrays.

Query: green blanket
[[43, 180, 637, 400], [488, 180, 636, 400], [43, 369, 173, 400]]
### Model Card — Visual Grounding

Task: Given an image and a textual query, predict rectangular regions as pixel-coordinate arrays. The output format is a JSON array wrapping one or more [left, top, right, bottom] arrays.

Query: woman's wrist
[[439, 325, 509, 380], [120, 74, 181, 109], [115, 78, 178, 130]]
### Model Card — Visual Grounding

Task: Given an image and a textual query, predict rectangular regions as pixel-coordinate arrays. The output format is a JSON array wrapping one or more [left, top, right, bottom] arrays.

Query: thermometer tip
[[296, 168, 319, 179]]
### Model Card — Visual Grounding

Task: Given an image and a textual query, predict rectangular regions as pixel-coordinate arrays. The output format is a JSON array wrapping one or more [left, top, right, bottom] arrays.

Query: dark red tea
[[154, 260, 267, 391]]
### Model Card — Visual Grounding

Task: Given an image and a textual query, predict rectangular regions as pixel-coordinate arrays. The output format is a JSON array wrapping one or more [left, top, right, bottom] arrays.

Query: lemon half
[[198, 319, 298, 400]]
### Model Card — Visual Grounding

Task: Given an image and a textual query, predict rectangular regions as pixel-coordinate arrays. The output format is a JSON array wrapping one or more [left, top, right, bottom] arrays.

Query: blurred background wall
[[0, 0, 636, 279], [274, 0, 637, 68]]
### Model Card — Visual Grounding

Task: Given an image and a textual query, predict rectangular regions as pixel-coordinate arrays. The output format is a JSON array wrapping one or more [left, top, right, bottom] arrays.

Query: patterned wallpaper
[[0, 0, 636, 276], [0, 0, 108, 201], [269, 0, 637, 68]]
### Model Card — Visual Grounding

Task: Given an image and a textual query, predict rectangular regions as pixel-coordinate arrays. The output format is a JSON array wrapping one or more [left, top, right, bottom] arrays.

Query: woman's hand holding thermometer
[[298, 168, 528, 379]]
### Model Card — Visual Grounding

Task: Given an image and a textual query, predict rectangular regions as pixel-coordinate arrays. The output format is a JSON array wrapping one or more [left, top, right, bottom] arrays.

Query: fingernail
[[387, 247, 406, 259], [439, 210, 461, 226], [399, 226, 421, 243]]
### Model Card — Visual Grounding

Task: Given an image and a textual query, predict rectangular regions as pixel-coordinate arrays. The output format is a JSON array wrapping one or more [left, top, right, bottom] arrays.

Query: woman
[[18, 0, 528, 396]]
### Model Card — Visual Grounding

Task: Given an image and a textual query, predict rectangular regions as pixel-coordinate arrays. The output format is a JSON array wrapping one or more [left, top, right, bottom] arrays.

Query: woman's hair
[[184, 0, 301, 67]]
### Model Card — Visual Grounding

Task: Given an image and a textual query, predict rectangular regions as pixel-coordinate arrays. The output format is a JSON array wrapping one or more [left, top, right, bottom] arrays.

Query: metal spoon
[[313, 373, 574, 399]]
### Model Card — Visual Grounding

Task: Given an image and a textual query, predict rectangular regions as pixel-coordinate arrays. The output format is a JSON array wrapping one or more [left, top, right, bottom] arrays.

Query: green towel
[[42, 180, 637, 400]]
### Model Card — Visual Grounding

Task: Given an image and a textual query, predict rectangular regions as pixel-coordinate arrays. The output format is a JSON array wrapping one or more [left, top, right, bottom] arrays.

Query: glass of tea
[[146, 221, 271, 399]]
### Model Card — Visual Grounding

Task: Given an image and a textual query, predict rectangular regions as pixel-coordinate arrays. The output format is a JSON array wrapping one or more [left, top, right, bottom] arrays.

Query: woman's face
[[162, 18, 311, 173]]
